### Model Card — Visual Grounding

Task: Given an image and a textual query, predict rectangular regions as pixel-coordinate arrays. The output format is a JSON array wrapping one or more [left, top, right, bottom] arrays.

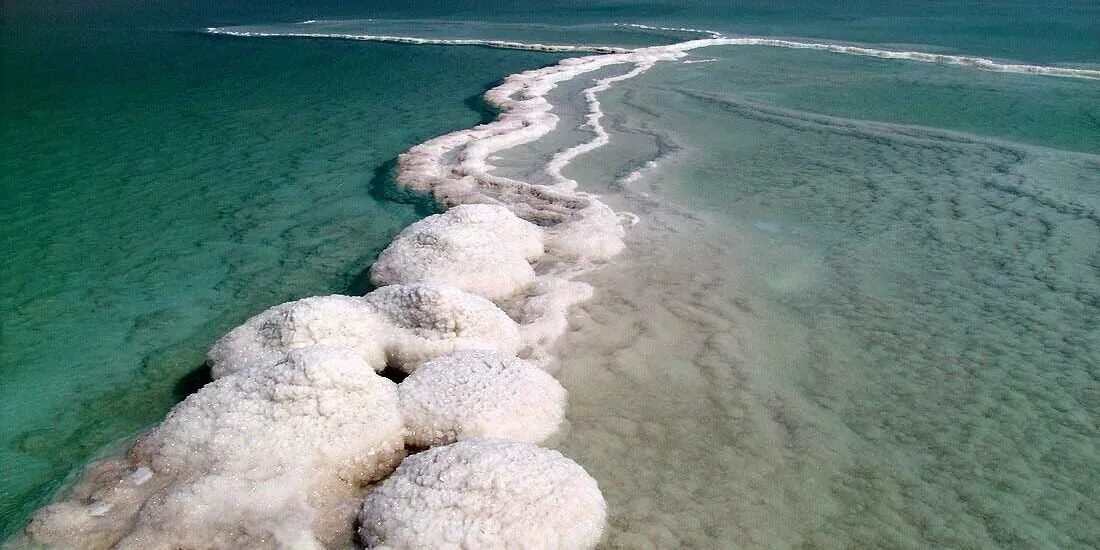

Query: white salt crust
[[27, 347, 405, 548], [400, 351, 567, 447], [207, 26, 1100, 80], [370, 205, 544, 301], [25, 23, 1100, 549], [27, 28, 712, 550], [364, 283, 524, 373], [359, 439, 607, 549], [207, 294, 382, 378], [208, 283, 523, 378]]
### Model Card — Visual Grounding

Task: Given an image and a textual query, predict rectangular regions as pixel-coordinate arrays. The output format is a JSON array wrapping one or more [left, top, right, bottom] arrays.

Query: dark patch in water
[[172, 363, 212, 401], [463, 85, 501, 126], [352, 156, 447, 296], [345, 268, 377, 297], [366, 158, 441, 217]]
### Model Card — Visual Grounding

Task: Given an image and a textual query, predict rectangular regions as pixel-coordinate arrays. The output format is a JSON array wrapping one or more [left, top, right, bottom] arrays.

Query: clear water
[[3, 0, 1098, 546], [0, 7, 564, 537]]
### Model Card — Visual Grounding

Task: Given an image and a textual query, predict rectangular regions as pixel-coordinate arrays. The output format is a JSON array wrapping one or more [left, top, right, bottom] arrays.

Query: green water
[[4, 0, 1099, 545], [0, 23, 561, 537]]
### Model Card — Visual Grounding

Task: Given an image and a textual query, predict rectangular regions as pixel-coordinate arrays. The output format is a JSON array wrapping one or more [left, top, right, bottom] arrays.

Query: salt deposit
[[27, 347, 405, 548], [369, 206, 541, 300], [364, 283, 523, 373], [207, 294, 383, 377], [209, 283, 523, 378], [400, 351, 567, 447], [358, 439, 606, 549]]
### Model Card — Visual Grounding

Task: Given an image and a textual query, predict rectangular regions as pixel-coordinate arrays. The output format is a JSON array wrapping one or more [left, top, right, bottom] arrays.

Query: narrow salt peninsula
[[14, 12, 1099, 549]]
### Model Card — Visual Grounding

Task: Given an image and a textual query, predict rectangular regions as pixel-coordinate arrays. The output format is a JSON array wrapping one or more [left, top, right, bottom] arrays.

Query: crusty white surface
[[28, 347, 405, 549], [364, 283, 523, 373], [370, 220, 536, 301], [359, 439, 606, 549], [370, 205, 545, 301], [209, 283, 523, 378], [207, 294, 385, 377], [400, 351, 566, 447], [133, 346, 405, 484]]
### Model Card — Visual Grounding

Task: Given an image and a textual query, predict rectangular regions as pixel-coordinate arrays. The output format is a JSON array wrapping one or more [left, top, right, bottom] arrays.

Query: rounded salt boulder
[[400, 351, 567, 447], [438, 204, 544, 261], [364, 283, 522, 373], [28, 347, 406, 549], [207, 294, 383, 378], [370, 204, 544, 301], [359, 439, 606, 549], [133, 346, 405, 486], [370, 222, 535, 301]]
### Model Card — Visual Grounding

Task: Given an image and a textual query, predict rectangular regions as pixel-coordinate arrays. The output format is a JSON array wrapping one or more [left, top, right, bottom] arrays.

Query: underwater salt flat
[[3, 1, 1099, 545], [553, 46, 1099, 548], [490, 64, 638, 187]]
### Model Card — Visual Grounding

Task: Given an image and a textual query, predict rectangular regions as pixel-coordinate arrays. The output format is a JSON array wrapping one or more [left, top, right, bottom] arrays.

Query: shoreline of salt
[[17, 22, 1099, 548]]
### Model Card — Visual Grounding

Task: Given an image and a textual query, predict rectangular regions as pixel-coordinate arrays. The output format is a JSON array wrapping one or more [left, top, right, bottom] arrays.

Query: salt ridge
[[22, 22, 1098, 549], [204, 27, 630, 54], [205, 25, 1100, 80]]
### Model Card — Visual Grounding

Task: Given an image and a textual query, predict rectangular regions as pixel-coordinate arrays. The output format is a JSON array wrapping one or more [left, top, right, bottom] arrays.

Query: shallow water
[[0, 22, 561, 538], [553, 47, 1099, 548], [4, 1, 1099, 546]]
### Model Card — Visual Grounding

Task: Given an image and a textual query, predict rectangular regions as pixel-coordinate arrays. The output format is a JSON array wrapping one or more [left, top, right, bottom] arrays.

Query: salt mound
[[400, 351, 567, 447], [207, 294, 383, 378], [28, 347, 405, 549], [358, 439, 606, 549], [209, 283, 523, 378], [370, 205, 544, 301], [438, 204, 545, 260], [132, 346, 405, 484], [371, 222, 535, 301], [364, 283, 523, 373], [112, 474, 321, 550]]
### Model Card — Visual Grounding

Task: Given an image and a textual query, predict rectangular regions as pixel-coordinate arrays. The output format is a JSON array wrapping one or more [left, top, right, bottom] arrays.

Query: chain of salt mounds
[[20, 40, 695, 548]]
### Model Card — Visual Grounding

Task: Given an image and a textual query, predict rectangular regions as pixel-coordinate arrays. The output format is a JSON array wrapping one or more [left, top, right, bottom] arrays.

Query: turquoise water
[[3, 0, 1099, 546], [0, 9, 563, 537]]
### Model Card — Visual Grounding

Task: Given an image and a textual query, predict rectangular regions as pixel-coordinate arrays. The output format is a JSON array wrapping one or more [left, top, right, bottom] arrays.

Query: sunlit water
[[0, 16, 562, 537], [3, 1, 1098, 546]]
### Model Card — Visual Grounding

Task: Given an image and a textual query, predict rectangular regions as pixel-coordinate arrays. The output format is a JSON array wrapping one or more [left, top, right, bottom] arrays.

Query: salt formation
[[370, 205, 544, 300], [27, 26, 691, 550], [111, 475, 326, 549], [364, 283, 523, 373], [359, 439, 606, 549], [400, 351, 567, 447], [27, 347, 405, 548], [207, 294, 382, 378], [508, 278, 595, 367], [208, 283, 522, 378]]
